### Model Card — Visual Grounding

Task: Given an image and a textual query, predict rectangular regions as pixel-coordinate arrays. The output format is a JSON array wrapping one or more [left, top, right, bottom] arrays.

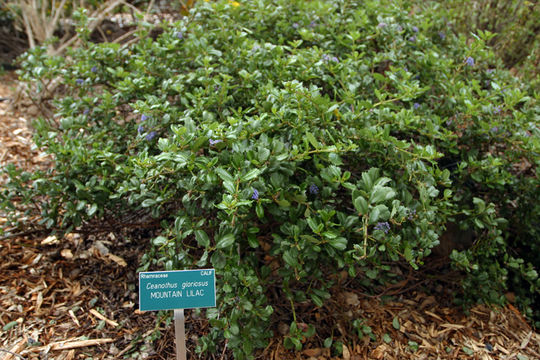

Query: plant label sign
[[139, 269, 216, 311]]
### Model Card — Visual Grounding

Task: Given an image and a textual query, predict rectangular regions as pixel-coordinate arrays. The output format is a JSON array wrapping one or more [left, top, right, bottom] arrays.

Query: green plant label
[[139, 269, 216, 311]]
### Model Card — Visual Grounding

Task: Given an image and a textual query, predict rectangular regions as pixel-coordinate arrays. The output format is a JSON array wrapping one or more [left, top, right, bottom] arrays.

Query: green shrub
[[2, 0, 539, 357]]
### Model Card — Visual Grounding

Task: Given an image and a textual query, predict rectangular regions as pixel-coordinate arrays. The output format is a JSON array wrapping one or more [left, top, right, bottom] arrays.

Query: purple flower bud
[[209, 139, 223, 146], [138, 125, 144, 134], [409, 36, 416, 42], [176, 31, 184, 39], [465, 57, 475, 67], [413, 103, 420, 110], [76, 79, 84, 85], [141, 114, 149, 121], [251, 188, 259, 200], [412, 26, 419, 33], [309, 21, 317, 28], [91, 66, 98, 73], [490, 126, 499, 133], [83, 109, 90, 115], [397, 25, 403, 32], [377, 22, 387, 28], [493, 106, 501, 114], [292, 22, 299, 29], [331, 56, 339, 63], [438, 31, 446, 40], [145, 131, 157, 141], [309, 184, 319, 195]]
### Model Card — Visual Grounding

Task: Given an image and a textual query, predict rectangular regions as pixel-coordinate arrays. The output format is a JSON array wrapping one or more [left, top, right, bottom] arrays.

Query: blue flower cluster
[[322, 54, 339, 63], [252, 189, 259, 200], [374, 221, 390, 234], [465, 57, 475, 67], [138, 114, 156, 140], [309, 184, 319, 195], [145, 131, 157, 141]]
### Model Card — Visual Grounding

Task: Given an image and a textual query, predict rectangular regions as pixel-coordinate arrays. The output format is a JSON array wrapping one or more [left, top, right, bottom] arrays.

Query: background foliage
[[1, 0, 538, 358], [433, 0, 539, 75]]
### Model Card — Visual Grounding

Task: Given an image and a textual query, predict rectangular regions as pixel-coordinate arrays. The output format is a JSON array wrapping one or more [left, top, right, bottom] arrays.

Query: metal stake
[[174, 309, 186, 360]]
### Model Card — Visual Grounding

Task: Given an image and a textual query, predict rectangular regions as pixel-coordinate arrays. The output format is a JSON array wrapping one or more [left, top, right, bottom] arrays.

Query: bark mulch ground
[[1, 72, 539, 359]]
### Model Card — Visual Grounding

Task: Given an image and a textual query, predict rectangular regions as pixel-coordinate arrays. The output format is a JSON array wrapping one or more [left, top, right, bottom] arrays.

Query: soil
[[1, 72, 539, 360]]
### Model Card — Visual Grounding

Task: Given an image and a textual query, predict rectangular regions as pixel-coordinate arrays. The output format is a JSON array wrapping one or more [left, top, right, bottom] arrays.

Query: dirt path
[[1, 72, 539, 359]]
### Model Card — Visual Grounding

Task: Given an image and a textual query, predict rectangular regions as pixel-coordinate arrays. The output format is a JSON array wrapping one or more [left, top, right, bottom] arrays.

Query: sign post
[[174, 309, 186, 360], [139, 269, 216, 359]]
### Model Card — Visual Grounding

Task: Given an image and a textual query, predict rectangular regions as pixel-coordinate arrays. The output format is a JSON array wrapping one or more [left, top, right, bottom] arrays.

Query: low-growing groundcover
[[1, 0, 539, 357]]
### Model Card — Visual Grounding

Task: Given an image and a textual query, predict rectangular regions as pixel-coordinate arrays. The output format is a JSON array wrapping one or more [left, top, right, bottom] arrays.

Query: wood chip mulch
[[1, 72, 539, 359]]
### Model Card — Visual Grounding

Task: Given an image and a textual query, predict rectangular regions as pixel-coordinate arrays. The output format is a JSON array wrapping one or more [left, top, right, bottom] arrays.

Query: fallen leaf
[[41, 235, 59, 245], [94, 240, 110, 255], [61, 249, 73, 259], [107, 253, 127, 267], [302, 348, 323, 357], [372, 344, 387, 359], [343, 291, 359, 306], [122, 301, 135, 308], [342, 344, 351, 360]]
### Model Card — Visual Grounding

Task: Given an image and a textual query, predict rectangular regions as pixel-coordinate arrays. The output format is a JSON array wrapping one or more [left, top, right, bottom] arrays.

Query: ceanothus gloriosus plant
[[2, 0, 538, 357]]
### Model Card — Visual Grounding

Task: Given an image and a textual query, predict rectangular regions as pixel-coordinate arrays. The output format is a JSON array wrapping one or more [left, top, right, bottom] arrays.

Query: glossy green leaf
[[195, 230, 210, 247], [216, 233, 235, 249]]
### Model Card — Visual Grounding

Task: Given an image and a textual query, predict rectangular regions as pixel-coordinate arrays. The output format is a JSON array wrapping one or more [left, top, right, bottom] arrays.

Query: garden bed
[[1, 69, 538, 360]]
